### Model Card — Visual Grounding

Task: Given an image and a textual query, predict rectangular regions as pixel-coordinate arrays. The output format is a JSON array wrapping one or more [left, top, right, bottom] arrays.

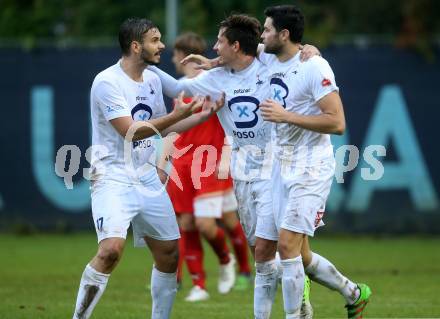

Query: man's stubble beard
[[264, 41, 282, 55], [141, 49, 160, 66]]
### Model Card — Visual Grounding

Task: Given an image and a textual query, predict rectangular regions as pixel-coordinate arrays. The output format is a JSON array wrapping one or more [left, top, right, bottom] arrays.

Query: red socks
[[183, 230, 206, 289], [206, 227, 230, 265], [227, 223, 251, 274]]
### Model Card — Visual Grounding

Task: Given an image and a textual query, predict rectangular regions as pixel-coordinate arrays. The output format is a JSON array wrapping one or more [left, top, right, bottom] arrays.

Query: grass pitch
[[0, 234, 439, 318]]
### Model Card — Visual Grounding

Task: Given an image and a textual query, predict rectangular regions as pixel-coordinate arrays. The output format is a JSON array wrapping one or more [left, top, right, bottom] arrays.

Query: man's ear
[[131, 41, 142, 54], [279, 29, 290, 42], [233, 40, 240, 53]]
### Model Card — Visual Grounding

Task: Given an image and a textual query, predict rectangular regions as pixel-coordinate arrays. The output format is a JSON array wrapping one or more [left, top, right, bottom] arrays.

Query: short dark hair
[[219, 14, 261, 57], [264, 5, 304, 43], [118, 18, 157, 55], [174, 32, 207, 56]]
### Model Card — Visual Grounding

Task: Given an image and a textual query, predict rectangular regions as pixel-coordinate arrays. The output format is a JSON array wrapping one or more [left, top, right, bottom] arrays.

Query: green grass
[[1, 234, 439, 318]]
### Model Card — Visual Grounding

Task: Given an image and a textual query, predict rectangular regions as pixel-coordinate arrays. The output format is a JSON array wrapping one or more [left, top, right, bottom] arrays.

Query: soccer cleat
[[345, 283, 372, 319], [218, 253, 236, 294], [300, 276, 313, 319], [185, 285, 210, 302], [233, 274, 252, 291]]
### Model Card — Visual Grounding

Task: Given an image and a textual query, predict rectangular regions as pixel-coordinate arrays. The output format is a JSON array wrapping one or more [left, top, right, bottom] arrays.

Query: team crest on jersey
[[131, 103, 153, 121], [149, 83, 155, 95], [228, 96, 260, 129], [256, 75, 264, 86], [270, 78, 289, 108]]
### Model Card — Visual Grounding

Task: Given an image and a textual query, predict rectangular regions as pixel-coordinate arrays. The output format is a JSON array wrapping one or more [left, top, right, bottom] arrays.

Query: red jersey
[[174, 97, 226, 163]]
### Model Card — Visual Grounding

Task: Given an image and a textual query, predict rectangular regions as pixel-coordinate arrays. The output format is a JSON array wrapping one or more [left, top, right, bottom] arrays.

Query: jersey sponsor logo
[[132, 139, 152, 149], [322, 78, 332, 87], [272, 72, 286, 78], [270, 78, 289, 108], [233, 88, 251, 94], [131, 103, 153, 121], [228, 96, 260, 129], [232, 127, 267, 139], [232, 130, 255, 138]]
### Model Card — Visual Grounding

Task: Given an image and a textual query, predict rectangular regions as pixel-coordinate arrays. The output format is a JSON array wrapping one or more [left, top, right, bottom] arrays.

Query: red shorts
[[167, 159, 233, 214]]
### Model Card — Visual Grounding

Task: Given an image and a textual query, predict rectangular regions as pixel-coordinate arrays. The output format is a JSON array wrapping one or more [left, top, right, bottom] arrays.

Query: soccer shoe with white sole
[[218, 253, 236, 294], [185, 285, 209, 302], [300, 276, 313, 319], [345, 283, 372, 319]]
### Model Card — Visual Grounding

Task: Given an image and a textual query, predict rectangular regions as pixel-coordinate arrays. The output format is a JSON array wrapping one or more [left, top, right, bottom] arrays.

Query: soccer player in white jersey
[[71, 18, 223, 319], [259, 5, 372, 319], [149, 14, 320, 319]]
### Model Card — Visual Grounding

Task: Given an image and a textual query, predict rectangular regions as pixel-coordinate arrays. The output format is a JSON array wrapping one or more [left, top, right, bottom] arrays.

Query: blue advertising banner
[[0, 46, 438, 233]]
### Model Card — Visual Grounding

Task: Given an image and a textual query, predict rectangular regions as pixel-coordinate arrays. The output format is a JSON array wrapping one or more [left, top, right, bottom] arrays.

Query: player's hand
[[180, 54, 223, 70], [199, 92, 225, 120], [173, 91, 205, 119], [260, 99, 290, 123], [299, 44, 321, 62]]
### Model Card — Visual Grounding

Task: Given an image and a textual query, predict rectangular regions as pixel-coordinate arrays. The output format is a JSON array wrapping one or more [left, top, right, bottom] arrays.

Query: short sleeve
[[307, 57, 339, 102], [93, 80, 131, 121]]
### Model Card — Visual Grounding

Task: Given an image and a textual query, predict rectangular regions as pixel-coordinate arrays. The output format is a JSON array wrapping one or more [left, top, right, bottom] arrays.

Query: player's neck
[[120, 56, 147, 82], [229, 55, 254, 73], [277, 42, 301, 63]]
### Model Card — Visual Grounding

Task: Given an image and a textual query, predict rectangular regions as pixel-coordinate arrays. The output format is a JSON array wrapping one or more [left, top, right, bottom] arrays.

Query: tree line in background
[[0, 0, 438, 59]]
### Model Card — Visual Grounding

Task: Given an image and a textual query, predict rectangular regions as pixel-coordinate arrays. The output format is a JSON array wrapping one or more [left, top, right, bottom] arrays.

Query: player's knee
[[195, 219, 216, 238], [277, 239, 293, 259], [96, 246, 122, 267], [255, 240, 277, 262], [155, 243, 179, 272], [179, 214, 196, 231], [221, 211, 238, 229]]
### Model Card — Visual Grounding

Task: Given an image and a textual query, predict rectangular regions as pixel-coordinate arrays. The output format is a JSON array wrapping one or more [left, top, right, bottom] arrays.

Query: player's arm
[[162, 93, 225, 135], [180, 54, 223, 70], [111, 93, 205, 141], [148, 66, 193, 98], [260, 92, 345, 135]]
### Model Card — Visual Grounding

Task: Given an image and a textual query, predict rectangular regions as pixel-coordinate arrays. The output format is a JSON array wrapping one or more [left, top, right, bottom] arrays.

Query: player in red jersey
[[159, 32, 251, 302]]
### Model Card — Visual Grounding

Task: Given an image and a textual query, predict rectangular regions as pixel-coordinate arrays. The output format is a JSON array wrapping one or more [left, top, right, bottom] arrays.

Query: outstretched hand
[[174, 91, 205, 119], [180, 54, 223, 70], [200, 92, 225, 119]]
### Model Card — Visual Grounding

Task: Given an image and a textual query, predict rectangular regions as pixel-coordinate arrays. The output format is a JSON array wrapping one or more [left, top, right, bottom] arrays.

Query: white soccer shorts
[[193, 190, 238, 218], [272, 157, 335, 237], [233, 179, 278, 246], [91, 175, 180, 247]]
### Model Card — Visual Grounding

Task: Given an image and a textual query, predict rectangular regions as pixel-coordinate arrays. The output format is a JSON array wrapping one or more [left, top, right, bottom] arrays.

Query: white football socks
[[254, 259, 279, 319], [150, 267, 177, 319], [281, 256, 304, 319], [72, 264, 110, 319], [305, 252, 359, 304]]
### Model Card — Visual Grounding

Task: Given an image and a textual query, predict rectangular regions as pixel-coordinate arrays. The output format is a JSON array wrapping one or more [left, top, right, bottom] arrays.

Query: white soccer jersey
[[152, 59, 272, 181], [90, 61, 167, 184], [259, 52, 339, 165]]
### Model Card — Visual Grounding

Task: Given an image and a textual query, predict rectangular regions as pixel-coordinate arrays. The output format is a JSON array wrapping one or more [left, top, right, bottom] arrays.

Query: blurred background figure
[[161, 31, 251, 302]]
